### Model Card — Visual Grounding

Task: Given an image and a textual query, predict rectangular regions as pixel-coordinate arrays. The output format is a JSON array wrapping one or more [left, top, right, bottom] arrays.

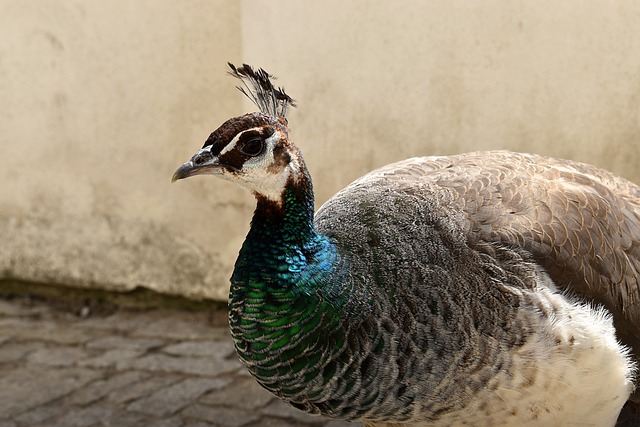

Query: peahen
[[173, 64, 640, 426]]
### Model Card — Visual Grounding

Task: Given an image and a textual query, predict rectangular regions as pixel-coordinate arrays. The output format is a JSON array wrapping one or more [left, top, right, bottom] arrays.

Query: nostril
[[193, 151, 213, 165]]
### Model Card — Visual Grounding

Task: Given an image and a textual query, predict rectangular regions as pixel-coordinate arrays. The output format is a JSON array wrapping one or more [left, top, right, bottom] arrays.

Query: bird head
[[172, 64, 303, 202]]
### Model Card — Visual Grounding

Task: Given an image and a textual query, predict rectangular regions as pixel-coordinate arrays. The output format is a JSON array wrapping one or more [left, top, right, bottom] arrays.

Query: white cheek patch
[[247, 168, 292, 202], [242, 131, 289, 199], [218, 129, 301, 203], [253, 130, 280, 168]]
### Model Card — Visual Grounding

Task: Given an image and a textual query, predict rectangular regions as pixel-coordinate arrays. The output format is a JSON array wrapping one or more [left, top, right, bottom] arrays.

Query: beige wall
[[242, 1, 640, 204], [2, 1, 639, 300], [0, 1, 243, 300]]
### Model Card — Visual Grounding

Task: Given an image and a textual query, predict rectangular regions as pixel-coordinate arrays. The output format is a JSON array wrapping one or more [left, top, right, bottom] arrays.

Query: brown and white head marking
[[172, 64, 303, 203]]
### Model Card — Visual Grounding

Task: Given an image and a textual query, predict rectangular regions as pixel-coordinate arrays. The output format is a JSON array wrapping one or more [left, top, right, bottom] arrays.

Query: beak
[[171, 148, 222, 182]]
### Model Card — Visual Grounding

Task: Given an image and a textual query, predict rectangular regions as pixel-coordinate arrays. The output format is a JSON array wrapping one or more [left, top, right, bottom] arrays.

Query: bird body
[[173, 64, 640, 426]]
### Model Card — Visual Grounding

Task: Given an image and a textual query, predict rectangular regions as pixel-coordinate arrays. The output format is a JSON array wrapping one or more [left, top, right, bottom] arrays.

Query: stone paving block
[[107, 375, 181, 404], [0, 300, 27, 316], [27, 346, 89, 367], [262, 400, 327, 425], [245, 416, 315, 427], [96, 410, 157, 427], [121, 353, 241, 377], [127, 377, 227, 417], [210, 328, 233, 341], [0, 341, 45, 363], [53, 405, 115, 427], [86, 335, 165, 351], [0, 366, 101, 417], [0, 298, 363, 427], [13, 404, 67, 425], [183, 404, 260, 427], [75, 312, 160, 333], [235, 366, 254, 378], [323, 421, 360, 427], [163, 340, 234, 358], [0, 324, 25, 341], [0, 318, 38, 328], [77, 311, 216, 340], [68, 370, 149, 406], [149, 417, 186, 427], [0, 323, 96, 344], [79, 348, 145, 369], [128, 314, 215, 340], [75, 314, 133, 331], [200, 378, 274, 409], [0, 300, 49, 317]]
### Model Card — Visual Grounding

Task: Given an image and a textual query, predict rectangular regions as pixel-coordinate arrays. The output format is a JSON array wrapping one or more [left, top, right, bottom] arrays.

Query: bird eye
[[239, 138, 265, 157]]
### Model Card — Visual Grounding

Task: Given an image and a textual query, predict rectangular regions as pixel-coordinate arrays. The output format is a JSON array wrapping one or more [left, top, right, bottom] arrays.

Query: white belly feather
[[364, 283, 635, 427]]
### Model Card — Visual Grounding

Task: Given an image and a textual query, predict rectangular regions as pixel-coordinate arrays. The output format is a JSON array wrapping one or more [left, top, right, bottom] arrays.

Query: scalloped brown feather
[[323, 150, 640, 373]]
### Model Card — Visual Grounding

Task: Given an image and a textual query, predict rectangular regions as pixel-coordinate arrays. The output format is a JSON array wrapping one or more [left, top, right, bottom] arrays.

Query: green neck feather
[[228, 175, 350, 389]]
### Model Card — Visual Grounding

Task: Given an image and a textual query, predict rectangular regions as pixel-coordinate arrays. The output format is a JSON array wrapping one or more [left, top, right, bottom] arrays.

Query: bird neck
[[251, 177, 317, 251], [229, 167, 342, 308], [229, 167, 354, 394], [237, 172, 318, 269]]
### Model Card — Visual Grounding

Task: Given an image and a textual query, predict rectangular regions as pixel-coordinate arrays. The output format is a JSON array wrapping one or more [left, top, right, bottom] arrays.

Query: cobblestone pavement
[[0, 297, 359, 427]]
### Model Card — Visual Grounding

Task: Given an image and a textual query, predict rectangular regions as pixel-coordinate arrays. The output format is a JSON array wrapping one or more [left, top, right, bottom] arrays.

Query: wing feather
[[318, 150, 640, 359]]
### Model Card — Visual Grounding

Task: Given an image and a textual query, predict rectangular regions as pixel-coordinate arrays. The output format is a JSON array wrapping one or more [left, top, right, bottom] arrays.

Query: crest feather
[[228, 63, 296, 118]]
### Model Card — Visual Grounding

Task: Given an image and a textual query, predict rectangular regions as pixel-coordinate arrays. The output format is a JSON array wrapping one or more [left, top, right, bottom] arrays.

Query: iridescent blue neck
[[227, 173, 370, 407], [232, 176, 318, 276], [229, 171, 345, 302], [228, 172, 344, 356]]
